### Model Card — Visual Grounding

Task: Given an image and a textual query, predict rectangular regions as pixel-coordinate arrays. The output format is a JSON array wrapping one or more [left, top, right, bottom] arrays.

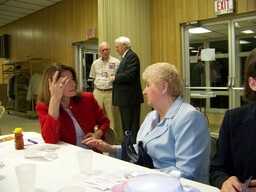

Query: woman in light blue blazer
[[84, 62, 211, 184]]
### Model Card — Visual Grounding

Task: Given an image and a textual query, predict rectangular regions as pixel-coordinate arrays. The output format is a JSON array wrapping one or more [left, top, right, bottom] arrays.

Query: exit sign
[[87, 28, 96, 39], [214, 0, 235, 15]]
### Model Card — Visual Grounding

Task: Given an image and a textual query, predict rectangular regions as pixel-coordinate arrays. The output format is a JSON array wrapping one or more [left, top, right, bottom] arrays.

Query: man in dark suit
[[109, 36, 144, 143]]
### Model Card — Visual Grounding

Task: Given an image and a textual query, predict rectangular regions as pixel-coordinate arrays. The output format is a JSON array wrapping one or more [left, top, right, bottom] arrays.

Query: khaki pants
[[93, 89, 123, 144]]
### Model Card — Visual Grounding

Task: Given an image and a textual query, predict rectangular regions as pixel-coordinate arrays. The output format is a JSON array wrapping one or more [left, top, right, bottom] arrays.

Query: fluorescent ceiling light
[[240, 40, 250, 44], [241, 30, 254, 34], [189, 27, 211, 34]]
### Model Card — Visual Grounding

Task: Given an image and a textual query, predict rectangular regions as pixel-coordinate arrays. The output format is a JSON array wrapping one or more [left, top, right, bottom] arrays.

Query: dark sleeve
[[115, 53, 140, 84], [209, 110, 233, 189]]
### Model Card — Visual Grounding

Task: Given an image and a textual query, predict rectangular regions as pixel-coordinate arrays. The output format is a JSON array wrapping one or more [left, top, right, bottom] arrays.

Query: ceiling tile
[[0, 0, 62, 28]]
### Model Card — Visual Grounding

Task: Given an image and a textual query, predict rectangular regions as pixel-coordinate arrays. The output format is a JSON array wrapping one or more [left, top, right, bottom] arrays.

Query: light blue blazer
[[115, 96, 211, 184]]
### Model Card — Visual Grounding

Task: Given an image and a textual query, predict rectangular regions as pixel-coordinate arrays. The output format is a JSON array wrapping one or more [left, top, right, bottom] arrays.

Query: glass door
[[183, 20, 230, 113], [232, 17, 256, 107], [82, 50, 98, 92], [181, 14, 256, 134], [74, 41, 98, 91]]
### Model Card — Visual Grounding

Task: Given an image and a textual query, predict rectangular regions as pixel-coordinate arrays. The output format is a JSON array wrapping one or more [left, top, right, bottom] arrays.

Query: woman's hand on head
[[221, 176, 242, 192], [48, 70, 68, 100], [82, 137, 117, 154]]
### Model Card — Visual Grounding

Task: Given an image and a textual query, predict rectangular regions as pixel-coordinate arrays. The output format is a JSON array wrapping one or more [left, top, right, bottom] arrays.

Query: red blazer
[[36, 92, 110, 146]]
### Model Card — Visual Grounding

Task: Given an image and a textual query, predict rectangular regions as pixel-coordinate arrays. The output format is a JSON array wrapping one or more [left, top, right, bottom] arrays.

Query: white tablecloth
[[0, 132, 220, 192]]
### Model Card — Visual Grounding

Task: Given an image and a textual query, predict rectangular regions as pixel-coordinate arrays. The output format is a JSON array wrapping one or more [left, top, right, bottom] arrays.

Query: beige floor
[[0, 108, 222, 138], [0, 110, 41, 135]]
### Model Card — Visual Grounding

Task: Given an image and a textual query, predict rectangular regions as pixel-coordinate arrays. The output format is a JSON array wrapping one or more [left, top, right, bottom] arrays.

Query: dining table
[[0, 132, 220, 192]]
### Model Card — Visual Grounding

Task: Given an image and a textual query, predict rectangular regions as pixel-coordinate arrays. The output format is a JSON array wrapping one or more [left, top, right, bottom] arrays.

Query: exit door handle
[[227, 77, 234, 88], [229, 77, 244, 90]]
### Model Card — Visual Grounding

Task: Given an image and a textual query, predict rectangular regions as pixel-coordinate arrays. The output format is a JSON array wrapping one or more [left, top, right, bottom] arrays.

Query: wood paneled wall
[[0, 0, 98, 81], [1, 0, 254, 74], [0, 0, 255, 120], [98, 0, 152, 118]]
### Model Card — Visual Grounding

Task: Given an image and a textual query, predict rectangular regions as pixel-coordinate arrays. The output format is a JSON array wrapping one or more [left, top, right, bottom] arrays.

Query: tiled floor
[[0, 110, 40, 135]]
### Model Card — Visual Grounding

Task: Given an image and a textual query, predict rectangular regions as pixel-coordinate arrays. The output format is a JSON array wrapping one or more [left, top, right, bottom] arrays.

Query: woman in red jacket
[[36, 63, 110, 149]]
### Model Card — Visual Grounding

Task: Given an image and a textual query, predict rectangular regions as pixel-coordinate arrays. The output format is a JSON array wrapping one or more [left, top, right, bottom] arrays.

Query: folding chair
[[0, 106, 5, 135], [104, 127, 116, 145], [0, 106, 5, 118]]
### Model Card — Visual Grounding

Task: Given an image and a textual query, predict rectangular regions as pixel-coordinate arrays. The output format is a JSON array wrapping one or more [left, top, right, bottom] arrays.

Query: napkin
[[83, 168, 135, 190], [24, 143, 60, 161]]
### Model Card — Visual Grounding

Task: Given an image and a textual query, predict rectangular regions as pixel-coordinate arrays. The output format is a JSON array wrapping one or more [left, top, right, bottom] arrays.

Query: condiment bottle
[[13, 127, 24, 150]]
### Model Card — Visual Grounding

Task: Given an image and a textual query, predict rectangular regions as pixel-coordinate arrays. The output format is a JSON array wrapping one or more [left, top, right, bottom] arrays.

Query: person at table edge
[[85, 62, 211, 184], [210, 48, 256, 191], [35, 63, 110, 150]]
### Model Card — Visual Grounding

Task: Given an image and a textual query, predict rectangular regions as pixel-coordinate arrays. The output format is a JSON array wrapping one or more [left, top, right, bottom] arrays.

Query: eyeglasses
[[101, 48, 109, 52]]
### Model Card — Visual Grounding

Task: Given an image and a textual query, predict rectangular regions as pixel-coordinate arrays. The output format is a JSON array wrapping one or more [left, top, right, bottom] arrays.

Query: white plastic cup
[[15, 163, 36, 192], [76, 149, 93, 174], [58, 185, 85, 192]]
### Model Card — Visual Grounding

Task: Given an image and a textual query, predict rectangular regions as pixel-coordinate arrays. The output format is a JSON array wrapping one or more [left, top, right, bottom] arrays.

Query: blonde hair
[[142, 62, 182, 97]]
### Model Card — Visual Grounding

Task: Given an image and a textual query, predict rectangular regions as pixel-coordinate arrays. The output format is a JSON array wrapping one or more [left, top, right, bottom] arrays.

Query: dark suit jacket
[[210, 103, 256, 188], [112, 49, 144, 106]]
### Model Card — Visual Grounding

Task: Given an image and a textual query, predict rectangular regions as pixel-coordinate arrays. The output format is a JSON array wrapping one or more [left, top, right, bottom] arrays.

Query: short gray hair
[[99, 42, 110, 50], [115, 36, 131, 48], [142, 62, 182, 97]]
